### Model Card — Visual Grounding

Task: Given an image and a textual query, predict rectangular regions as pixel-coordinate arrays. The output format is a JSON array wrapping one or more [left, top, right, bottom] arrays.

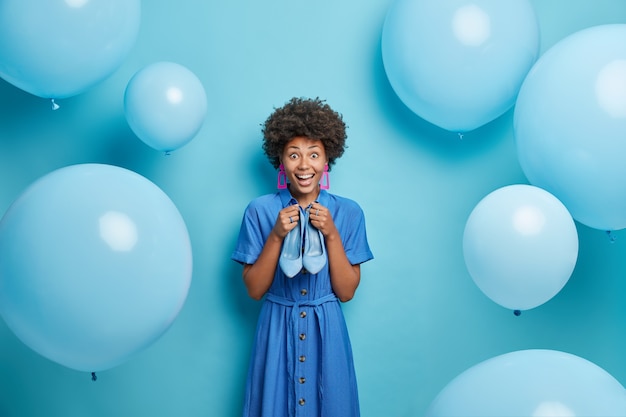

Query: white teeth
[[297, 174, 314, 180]]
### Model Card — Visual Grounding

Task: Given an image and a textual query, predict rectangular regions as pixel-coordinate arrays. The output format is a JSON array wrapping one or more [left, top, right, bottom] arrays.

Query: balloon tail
[[51, 99, 60, 110], [513, 310, 521, 316], [606, 230, 617, 243], [164, 151, 171, 156], [91, 372, 97, 382], [457, 133, 464, 140]]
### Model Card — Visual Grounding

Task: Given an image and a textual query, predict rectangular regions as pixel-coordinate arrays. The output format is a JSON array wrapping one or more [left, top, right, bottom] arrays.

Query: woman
[[232, 97, 373, 417]]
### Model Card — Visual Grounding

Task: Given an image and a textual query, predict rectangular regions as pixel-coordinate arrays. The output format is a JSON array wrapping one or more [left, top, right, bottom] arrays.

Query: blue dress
[[232, 188, 373, 417]]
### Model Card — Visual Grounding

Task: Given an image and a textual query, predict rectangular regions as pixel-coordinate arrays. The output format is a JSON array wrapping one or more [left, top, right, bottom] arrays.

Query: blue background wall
[[1, 1, 626, 416]]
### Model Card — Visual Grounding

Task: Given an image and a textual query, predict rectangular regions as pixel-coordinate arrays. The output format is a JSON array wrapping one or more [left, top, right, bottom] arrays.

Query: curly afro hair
[[262, 97, 347, 170]]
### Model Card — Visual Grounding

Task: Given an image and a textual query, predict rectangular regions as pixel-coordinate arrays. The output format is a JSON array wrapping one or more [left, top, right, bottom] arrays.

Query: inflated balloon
[[426, 349, 626, 417], [515, 24, 626, 231], [0, 0, 140, 99], [124, 62, 208, 153], [382, 0, 539, 132], [0, 164, 192, 372], [463, 185, 578, 311]]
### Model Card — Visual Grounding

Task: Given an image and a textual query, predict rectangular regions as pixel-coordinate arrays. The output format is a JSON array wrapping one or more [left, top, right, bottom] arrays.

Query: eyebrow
[[287, 144, 321, 150]]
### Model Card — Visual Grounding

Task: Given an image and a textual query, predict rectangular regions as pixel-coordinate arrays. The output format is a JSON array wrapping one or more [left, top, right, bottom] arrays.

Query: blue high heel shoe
[[302, 206, 327, 274], [279, 216, 304, 278]]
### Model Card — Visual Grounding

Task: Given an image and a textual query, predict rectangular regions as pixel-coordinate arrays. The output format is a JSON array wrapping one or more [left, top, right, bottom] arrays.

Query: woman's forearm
[[243, 231, 283, 300], [326, 232, 360, 302]]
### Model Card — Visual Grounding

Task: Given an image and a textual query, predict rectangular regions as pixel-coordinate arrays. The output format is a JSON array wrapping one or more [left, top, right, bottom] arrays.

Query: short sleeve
[[231, 201, 265, 265], [334, 199, 373, 266]]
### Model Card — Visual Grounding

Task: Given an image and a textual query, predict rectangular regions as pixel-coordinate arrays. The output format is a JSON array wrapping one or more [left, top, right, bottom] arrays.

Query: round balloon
[[124, 61, 208, 153], [426, 349, 626, 417], [463, 184, 578, 311], [515, 24, 626, 231], [382, 0, 539, 132], [0, 0, 140, 99], [0, 164, 192, 372]]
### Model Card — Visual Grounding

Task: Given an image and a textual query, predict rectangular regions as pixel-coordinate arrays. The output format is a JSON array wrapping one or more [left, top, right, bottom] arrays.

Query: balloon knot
[[91, 372, 97, 382], [513, 310, 521, 316], [457, 133, 464, 140], [606, 230, 617, 243], [51, 99, 60, 110]]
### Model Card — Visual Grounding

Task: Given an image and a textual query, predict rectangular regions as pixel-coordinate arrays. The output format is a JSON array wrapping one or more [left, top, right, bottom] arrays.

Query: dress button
[[299, 398, 306, 406], [299, 333, 306, 341], [299, 377, 306, 384], [299, 355, 306, 362], [300, 289, 308, 296], [300, 311, 307, 318]]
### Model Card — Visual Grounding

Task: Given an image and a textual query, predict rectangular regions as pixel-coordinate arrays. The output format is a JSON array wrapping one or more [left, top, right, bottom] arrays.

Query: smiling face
[[281, 136, 328, 207]]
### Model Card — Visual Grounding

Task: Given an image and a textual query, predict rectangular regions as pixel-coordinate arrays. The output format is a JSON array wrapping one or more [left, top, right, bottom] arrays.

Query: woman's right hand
[[243, 205, 301, 299], [273, 204, 300, 238]]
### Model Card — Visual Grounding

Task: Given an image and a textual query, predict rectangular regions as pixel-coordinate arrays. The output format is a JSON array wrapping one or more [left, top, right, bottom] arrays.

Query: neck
[[289, 185, 320, 208]]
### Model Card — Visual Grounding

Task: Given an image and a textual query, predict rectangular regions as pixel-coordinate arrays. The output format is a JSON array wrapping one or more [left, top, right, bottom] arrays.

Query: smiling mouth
[[296, 174, 314, 180]]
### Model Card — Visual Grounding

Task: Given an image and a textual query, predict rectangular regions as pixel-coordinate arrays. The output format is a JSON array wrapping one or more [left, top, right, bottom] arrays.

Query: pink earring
[[320, 164, 330, 190], [277, 164, 288, 189]]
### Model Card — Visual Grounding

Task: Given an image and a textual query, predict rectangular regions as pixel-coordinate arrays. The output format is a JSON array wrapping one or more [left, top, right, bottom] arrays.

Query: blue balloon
[[0, 0, 140, 99], [515, 24, 626, 231], [124, 62, 208, 153], [0, 164, 192, 372], [382, 0, 539, 132], [426, 349, 626, 417], [463, 185, 578, 311]]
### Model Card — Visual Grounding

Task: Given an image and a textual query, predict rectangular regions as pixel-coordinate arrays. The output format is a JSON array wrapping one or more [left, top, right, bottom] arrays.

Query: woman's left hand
[[308, 202, 337, 238], [309, 202, 360, 302]]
